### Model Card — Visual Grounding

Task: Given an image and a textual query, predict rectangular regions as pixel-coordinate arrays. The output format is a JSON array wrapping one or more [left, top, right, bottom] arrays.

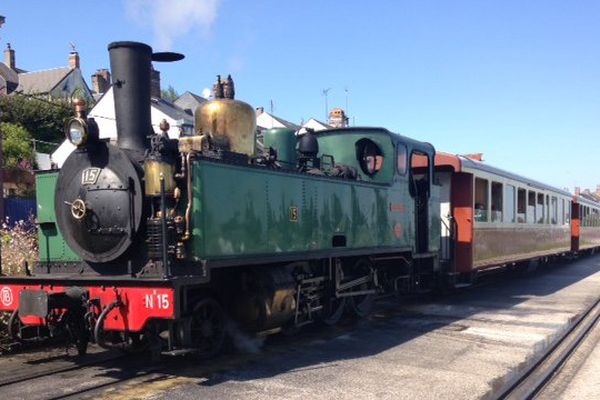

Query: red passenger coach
[[434, 152, 578, 284]]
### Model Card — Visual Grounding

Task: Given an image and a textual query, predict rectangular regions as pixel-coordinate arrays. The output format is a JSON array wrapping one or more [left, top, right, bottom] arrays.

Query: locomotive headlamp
[[65, 117, 89, 147]]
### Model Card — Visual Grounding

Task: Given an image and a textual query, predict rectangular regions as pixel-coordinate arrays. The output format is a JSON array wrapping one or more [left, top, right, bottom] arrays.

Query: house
[[301, 117, 331, 132], [3, 44, 93, 100], [90, 68, 111, 100], [51, 86, 194, 167], [255, 107, 300, 131], [0, 44, 22, 95], [576, 186, 600, 203], [174, 91, 207, 116]]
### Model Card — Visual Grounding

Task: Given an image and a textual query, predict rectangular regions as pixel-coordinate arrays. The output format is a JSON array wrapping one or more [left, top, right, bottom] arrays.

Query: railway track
[[0, 298, 414, 399], [496, 294, 600, 399], [1, 261, 597, 400]]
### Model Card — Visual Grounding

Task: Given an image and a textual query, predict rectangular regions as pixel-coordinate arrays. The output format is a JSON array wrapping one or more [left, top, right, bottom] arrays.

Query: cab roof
[[315, 127, 435, 155]]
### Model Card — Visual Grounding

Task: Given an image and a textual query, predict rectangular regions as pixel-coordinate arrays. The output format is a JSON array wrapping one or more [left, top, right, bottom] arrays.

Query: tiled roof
[[272, 114, 300, 130], [151, 97, 194, 124], [174, 91, 207, 115], [16, 67, 71, 94]]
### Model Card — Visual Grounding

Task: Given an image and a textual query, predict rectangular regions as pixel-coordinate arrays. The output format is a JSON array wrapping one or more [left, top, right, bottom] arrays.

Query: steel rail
[[496, 295, 600, 400]]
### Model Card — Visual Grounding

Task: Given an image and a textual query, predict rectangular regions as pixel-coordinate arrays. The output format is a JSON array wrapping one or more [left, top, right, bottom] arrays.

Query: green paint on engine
[[190, 161, 414, 259], [187, 128, 432, 261], [36, 172, 81, 262]]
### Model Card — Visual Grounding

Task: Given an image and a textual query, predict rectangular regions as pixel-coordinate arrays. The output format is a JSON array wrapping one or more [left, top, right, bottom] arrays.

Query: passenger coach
[[434, 152, 576, 285]]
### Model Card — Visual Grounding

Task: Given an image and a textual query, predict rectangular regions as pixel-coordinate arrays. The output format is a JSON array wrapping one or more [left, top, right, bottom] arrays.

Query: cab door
[[410, 151, 431, 253]]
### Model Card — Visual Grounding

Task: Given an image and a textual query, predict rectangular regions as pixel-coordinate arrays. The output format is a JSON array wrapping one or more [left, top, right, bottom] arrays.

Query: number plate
[[81, 168, 101, 185]]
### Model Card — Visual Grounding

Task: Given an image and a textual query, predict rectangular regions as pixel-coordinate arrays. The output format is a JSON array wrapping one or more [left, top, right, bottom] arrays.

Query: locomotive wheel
[[190, 298, 226, 358], [321, 263, 346, 326], [321, 296, 346, 326], [346, 258, 376, 319]]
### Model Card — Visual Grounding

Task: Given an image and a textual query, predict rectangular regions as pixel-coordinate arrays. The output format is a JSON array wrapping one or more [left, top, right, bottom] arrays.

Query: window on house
[[474, 177, 489, 222], [551, 196, 558, 224], [537, 193, 545, 224], [528, 191, 536, 224], [505, 184, 516, 223], [491, 182, 503, 222], [517, 188, 526, 223]]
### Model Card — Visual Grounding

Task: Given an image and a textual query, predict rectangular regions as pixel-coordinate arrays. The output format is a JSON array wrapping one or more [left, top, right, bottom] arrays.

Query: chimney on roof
[[69, 51, 80, 69], [91, 68, 111, 94], [596, 185, 600, 196], [575, 186, 581, 196], [4, 43, 15, 70], [328, 108, 348, 128], [255, 106, 264, 116], [151, 66, 160, 98]]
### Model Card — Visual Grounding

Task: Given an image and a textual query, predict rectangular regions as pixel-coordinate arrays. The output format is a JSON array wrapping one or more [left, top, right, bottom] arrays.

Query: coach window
[[566, 201, 571, 224], [396, 144, 407, 175], [517, 188, 526, 223], [527, 191, 536, 224], [504, 184, 516, 223], [551, 196, 558, 224], [584, 206, 589, 227], [545, 195, 550, 224], [491, 182, 503, 222], [536, 193, 545, 224], [473, 178, 489, 222], [474, 178, 489, 222], [561, 199, 565, 225]]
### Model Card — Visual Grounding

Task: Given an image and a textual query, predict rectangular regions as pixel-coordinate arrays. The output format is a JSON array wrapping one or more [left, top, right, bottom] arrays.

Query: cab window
[[356, 139, 384, 176], [396, 144, 407, 175], [409, 151, 430, 198]]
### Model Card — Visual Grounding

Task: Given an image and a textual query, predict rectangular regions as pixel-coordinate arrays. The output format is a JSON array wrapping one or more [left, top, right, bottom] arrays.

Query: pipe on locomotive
[[108, 41, 153, 158]]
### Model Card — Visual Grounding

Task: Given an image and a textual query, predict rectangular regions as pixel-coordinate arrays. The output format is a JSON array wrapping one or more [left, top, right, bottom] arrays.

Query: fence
[[4, 197, 36, 226]]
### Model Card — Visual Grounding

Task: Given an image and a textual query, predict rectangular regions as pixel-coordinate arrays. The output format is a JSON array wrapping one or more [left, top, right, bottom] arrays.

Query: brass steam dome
[[195, 75, 256, 157]]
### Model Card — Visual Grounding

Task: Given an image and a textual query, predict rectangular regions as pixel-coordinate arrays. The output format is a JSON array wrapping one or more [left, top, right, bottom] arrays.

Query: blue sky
[[1, 1, 599, 191]]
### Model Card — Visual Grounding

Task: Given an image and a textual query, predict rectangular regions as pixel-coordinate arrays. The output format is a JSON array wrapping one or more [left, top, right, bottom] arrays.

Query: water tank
[[263, 128, 297, 170]]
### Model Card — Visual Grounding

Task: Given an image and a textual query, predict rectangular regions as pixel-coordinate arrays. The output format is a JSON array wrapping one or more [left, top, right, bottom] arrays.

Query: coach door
[[410, 151, 431, 253]]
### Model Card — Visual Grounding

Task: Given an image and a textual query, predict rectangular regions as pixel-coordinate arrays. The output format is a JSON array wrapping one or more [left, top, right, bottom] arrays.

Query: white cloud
[[125, 0, 221, 50]]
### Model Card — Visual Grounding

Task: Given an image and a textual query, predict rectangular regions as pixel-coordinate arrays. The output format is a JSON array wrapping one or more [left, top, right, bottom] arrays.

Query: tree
[[0, 122, 34, 168], [161, 85, 179, 103], [0, 95, 73, 146]]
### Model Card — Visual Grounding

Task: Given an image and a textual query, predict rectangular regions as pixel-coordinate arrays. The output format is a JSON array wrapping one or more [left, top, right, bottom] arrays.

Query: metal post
[[160, 173, 169, 277]]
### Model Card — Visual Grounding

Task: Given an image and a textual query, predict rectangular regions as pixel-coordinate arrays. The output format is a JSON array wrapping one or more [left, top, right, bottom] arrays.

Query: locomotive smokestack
[[108, 41, 153, 158]]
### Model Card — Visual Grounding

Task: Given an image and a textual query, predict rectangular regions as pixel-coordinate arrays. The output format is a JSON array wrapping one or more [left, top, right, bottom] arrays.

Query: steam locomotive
[[1, 41, 599, 357]]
